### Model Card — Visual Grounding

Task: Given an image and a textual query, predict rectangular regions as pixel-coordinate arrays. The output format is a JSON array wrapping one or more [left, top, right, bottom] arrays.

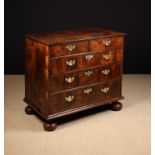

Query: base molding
[[24, 96, 124, 131], [47, 96, 124, 120], [24, 96, 124, 121]]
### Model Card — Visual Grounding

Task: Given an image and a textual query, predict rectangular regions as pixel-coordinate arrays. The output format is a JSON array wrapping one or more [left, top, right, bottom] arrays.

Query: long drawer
[[49, 79, 122, 114], [50, 49, 122, 75], [50, 63, 121, 93]]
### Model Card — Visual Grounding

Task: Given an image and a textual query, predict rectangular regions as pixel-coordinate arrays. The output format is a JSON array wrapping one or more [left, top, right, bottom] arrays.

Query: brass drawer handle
[[101, 87, 110, 93], [85, 70, 93, 76], [102, 69, 110, 75], [103, 39, 111, 46], [66, 60, 76, 66], [65, 77, 75, 83], [85, 54, 94, 60], [83, 88, 92, 94], [103, 53, 110, 60], [65, 95, 74, 102], [66, 45, 76, 51]]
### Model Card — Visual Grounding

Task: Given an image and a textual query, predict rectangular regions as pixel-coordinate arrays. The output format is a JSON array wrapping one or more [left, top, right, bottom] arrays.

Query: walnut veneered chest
[[24, 28, 125, 131]]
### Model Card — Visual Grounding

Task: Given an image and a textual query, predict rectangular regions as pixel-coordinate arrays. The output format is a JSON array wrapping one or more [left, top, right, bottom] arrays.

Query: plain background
[[4, 0, 151, 74]]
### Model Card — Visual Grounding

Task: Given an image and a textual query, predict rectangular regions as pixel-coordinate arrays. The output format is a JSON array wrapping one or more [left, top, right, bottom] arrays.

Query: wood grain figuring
[[90, 37, 124, 51], [52, 41, 89, 57], [50, 64, 121, 93], [50, 49, 122, 75], [24, 38, 50, 117], [24, 28, 125, 131], [49, 79, 121, 114], [25, 28, 126, 45]]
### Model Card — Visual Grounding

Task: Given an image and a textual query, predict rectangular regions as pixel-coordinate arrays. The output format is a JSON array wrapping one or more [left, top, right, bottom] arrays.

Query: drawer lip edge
[[47, 96, 124, 120]]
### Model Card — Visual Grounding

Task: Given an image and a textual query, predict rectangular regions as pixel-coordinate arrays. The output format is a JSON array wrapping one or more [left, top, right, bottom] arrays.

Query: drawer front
[[101, 50, 115, 65], [50, 64, 121, 93], [98, 64, 121, 82], [78, 84, 100, 105], [79, 68, 98, 86], [50, 49, 122, 75], [51, 41, 89, 57], [90, 37, 123, 51], [49, 79, 121, 113], [50, 72, 78, 93], [50, 52, 100, 74], [78, 79, 121, 105], [50, 90, 79, 113], [51, 56, 78, 74], [97, 79, 121, 99]]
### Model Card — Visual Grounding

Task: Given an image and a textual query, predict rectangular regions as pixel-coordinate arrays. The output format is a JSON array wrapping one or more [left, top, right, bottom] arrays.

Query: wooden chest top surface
[[25, 28, 125, 45]]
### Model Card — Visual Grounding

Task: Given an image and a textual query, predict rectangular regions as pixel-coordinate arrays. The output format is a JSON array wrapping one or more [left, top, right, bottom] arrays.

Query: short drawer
[[50, 49, 122, 75], [50, 64, 121, 93], [51, 41, 89, 57], [49, 79, 121, 113], [90, 37, 123, 51]]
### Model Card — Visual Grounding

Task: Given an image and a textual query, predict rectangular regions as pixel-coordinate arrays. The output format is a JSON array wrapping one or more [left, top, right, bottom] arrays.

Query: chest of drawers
[[24, 28, 125, 131]]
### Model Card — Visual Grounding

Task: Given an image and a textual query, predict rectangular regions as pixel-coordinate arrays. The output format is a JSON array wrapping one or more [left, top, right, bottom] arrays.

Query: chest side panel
[[24, 38, 50, 117]]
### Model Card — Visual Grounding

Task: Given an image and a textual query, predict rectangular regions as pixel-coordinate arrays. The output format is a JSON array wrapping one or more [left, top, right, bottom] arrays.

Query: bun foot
[[110, 101, 122, 111], [25, 106, 34, 115], [43, 122, 57, 131]]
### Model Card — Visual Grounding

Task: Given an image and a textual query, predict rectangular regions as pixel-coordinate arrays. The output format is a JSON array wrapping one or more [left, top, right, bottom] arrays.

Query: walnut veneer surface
[[24, 28, 126, 131]]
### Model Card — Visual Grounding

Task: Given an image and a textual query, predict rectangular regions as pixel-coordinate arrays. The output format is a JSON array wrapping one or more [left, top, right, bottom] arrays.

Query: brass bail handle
[[83, 88, 93, 94], [101, 87, 110, 93], [85, 70, 93, 76], [102, 69, 110, 75], [66, 60, 76, 66], [65, 77, 75, 83], [85, 54, 94, 60], [103, 39, 111, 46], [66, 44, 76, 51], [103, 53, 110, 60], [65, 95, 74, 102]]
